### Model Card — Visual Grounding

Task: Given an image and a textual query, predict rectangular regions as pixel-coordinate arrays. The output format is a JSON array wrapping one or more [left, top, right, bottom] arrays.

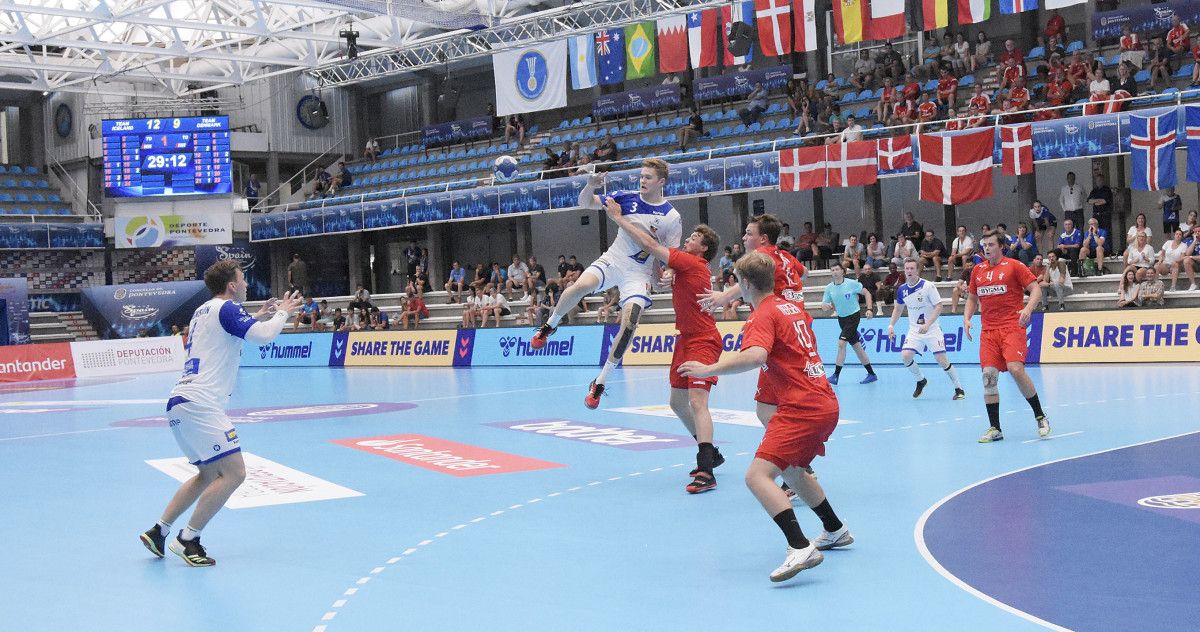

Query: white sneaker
[[812, 526, 854, 551], [770, 543, 823, 582], [978, 427, 1004, 443], [1190, 284, 1198, 292], [1037, 415, 1051, 438]]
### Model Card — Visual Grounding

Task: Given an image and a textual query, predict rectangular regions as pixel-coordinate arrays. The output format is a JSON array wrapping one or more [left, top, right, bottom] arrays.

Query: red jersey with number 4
[[968, 257, 1036, 330], [668, 248, 717, 336], [741, 294, 838, 415], [756, 244, 806, 303]]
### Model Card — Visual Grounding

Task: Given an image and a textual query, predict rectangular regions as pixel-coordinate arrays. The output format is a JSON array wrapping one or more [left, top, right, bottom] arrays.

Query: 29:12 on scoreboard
[[101, 116, 232, 198]]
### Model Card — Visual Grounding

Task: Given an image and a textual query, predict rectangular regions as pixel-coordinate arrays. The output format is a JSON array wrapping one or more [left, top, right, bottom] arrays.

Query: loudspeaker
[[728, 22, 755, 58]]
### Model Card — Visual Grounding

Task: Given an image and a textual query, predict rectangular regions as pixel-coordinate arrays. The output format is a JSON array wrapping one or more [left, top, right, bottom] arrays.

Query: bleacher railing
[[253, 134, 348, 211], [48, 154, 101, 220]]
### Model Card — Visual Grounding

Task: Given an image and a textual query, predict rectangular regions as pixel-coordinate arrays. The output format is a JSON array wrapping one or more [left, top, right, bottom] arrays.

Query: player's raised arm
[[577, 173, 605, 210], [604, 197, 668, 262]]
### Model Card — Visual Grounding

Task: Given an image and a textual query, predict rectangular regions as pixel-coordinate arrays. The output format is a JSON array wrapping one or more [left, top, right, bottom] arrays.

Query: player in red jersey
[[964, 230, 1050, 443], [603, 199, 725, 494], [699, 214, 805, 311], [680, 252, 851, 583]]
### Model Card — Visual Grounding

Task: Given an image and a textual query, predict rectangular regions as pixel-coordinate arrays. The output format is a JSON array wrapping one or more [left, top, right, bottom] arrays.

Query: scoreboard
[[102, 116, 232, 198]]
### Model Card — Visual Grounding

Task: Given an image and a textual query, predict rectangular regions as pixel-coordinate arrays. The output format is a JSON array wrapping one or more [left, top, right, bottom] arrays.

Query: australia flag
[[596, 29, 625, 86]]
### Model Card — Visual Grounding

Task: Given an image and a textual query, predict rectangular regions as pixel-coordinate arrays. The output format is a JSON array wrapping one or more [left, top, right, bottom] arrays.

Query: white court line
[[915, 430, 1200, 632], [0, 399, 166, 406], [403, 376, 661, 404], [0, 427, 128, 442], [1022, 431, 1084, 444]]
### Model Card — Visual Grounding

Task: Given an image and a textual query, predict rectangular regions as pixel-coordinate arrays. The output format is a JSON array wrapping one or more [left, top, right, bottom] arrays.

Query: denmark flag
[[877, 135, 914, 171], [779, 146, 827, 191], [657, 15, 688, 73], [919, 130, 994, 205], [826, 141, 878, 187], [793, 0, 818, 52], [687, 10, 719, 69], [755, 0, 792, 57], [1000, 124, 1033, 177]]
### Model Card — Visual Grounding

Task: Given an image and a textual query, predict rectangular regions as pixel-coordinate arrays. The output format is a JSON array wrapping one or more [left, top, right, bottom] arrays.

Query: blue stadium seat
[[15, 193, 28, 202], [24, 166, 37, 175], [960, 74, 975, 87], [762, 120, 777, 131], [858, 89, 873, 101], [923, 79, 938, 92], [1026, 46, 1045, 61], [835, 77, 848, 88], [815, 79, 828, 91], [1066, 40, 1084, 53], [855, 107, 872, 119], [1135, 69, 1150, 83], [1175, 63, 1194, 79], [31, 193, 44, 203], [3, 178, 15, 187], [35, 179, 48, 189], [56, 208, 72, 216], [839, 92, 856, 104]]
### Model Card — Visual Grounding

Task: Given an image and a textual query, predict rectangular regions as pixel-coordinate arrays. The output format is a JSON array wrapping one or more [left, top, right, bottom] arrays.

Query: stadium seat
[[839, 92, 856, 104], [922, 79, 938, 92], [815, 79, 828, 91], [15, 193, 28, 202], [1135, 69, 1151, 83], [31, 193, 44, 203], [855, 107, 872, 119], [960, 74, 975, 87], [3, 178, 15, 187], [1066, 40, 1084, 53], [858, 89, 873, 101], [1174, 64, 1194, 79], [1026, 46, 1045, 60], [35, 180, 48, 189], [56, 208, 72, 216]]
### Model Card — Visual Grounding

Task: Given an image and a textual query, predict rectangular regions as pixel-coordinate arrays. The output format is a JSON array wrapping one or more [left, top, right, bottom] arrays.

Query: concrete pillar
[[265, 150, 280, 209], [346, 233, 364, 291], [811, 189, 825, 232], [733, 193, 750, 233], [698, 196, 710, 225], [19, 104, 45, 169], [1108, 155, 1130, 252], [943, 204, 957, 244], [514, 216, 533, 259], [863, 182, 883, 239], [427, 224, 447, 288], [1016, 173, 1038, 229]]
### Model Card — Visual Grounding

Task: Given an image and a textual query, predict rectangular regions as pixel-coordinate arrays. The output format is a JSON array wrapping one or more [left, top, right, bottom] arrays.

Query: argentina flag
[[568, 34, 597, 90]]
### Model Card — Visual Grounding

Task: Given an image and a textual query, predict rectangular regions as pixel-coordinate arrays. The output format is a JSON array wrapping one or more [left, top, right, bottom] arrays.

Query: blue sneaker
[[860, 374, 878, 384], [828, 373, 839, 385]]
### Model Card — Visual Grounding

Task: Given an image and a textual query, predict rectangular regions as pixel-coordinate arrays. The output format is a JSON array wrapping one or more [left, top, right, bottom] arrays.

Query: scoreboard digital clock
[[102, 116, 232, 198]]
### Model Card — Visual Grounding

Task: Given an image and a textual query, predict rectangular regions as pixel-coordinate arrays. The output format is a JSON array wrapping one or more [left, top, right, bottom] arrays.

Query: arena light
[[340, 24, 360, 60]]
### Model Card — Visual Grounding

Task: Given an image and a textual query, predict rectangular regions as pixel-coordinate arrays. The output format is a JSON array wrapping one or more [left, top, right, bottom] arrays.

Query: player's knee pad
[[982, 367, 1000, 396], [611, 304, 642, 359]]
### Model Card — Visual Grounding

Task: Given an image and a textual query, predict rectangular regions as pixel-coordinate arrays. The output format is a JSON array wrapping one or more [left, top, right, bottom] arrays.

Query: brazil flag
[[624, 21, 656, 80]]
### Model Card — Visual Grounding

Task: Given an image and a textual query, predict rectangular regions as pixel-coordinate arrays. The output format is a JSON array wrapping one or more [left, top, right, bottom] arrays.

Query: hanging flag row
[[837, 0, 1090, 41]]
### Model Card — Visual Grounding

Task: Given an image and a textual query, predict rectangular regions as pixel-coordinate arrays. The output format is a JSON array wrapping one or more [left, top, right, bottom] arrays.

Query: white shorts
[[167, 397, 241, 465], [902, 325, 947, 355], [586, 254, 653, 308]]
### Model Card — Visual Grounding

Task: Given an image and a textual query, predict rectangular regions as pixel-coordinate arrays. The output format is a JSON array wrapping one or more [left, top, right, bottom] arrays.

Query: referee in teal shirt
[[820, 262, 877, 385]]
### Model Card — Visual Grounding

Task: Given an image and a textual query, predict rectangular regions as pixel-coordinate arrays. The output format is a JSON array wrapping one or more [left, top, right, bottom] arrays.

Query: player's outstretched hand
[[604, 196, 622, 218], [278, 290, 303, 316], [963, 319, 973, 341], [587, 173, 606, 189], [253, 297, 279, 319], [660, 269, 676, 287], [863, 309, 873, 319], [677, 361, 713, 378], [697, 289, 720, 312]]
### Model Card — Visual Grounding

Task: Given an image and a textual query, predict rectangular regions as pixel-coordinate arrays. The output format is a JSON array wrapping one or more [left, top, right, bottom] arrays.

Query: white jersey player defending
[[140, 260, 301, 567], [887, 258, 965, 400], [531, 158, 682, 408]]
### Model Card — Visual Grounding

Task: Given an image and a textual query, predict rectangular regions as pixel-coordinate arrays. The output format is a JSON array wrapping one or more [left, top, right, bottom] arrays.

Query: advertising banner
[[0, 223, 48, 250], [28, 293, 82, 313], [333, 433, 564, 476], [240, 332, 335, 367], [451, 188, 501, 220], [251, 213, 286, 241], [1092, 1, 1200, 41], [421, 116, 493, 148], [1039, 309, 1200, 363], [343, 330, 458, 367], [549, 176, 589, 210], [723, 151, 779, 190], [407, 193, 453, 224], [1025, 113, 1122, 162], [666, 158, 725, 197], [0, 342, 74, 382], [364, 199, 407, 229], [115, 211, 232, 249], [70, 336, 185, 378], [48, 223, 105, 249], [285, 209, 322, 238], [319, 205, 364, 234], [0, 277, 30, 345], [693, 65, 791, 102], [499, 182, 551, 214], [81, 281, 209, 339], [195, 239, 273, 301], [471, 326, 606, 366], [593, 84, 681, 118]]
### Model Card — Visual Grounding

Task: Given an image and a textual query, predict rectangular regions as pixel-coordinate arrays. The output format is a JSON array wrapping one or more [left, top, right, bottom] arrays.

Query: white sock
[[181, 526, 202, 541], [156, 521, 171, 537], [905, 360, 924, 380], [596, 360, 617, 385], [944, 363, 962, 389], [546, 311, 563, 328]]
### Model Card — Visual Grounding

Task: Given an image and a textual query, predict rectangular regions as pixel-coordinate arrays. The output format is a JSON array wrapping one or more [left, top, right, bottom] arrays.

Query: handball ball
[[494, 155, 519, 182]]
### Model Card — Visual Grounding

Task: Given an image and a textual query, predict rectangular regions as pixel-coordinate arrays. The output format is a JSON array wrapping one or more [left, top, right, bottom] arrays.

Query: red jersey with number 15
[[668, 248, 717, 336], [756, 244, 806, 303], [741, 294, 838, 415], [967, 257, 1036, 329]]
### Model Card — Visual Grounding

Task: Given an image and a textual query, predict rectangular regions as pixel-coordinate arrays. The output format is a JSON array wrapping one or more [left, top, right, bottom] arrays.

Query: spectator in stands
[[842, 234, 865, 275], [841, 115, 864, 142], [874, 261, 901, 309], [919, 34, 943, 79], [1124, 232, 1157, 282], [347, 308, 365, 332], [1006, 222, 1038, 265], [825, 118, 846, 144], [504, 114, 526, 145], [594, 286, 620, 324], [945, 225, 974, 281], [523, 283, 553, 326], [892, 233, 916, 268], [287, 253, 310, 296], [950, 32, 970, 75], [419, 248, 430, 273], [1008, 76, 1031, 111], [527, 255, 546, 297], [1160, 188, 1182, 235], [1157, 229, 1189, 292], [504, 254, 529, 299], [314, 300, 332, 332], [490, 261, 508, 291], [973, 31, 992, 69], [593, 132, 617, 169], [851, 50, 876, 90], [565, 255, 584, 284], [482, 285, 511, 327], [1148, 38, 1172, 91], [1128, 212, 1153, 242], [1167, 15, 1190, 60], [406, 264, 430, 298], [1078, 217, 1108, 276], [875, 77, 897, 123], [404, 240, 421, 278], [998, 54, 1024, 93], [468, 263, 487, 293], [792, 96, 815, 136], [1057, 172, 1085, 236], [679, 105, 704, 151], [245, 174, 261, 209], [1084, 64, 1111, 116], [348, 284, 373, 312], [1183, 225, 1200, 291], [786, 80, 803, 116], [788, 221, 815, 264], [949, 257, 976, 314], [864, 233, 887, 269], [331, 308, 346, 331], [775, 223, 795, 250], [874, 41, 905, 82], [364, 138, 380, 162], [1038, 251, 1073, 311], [398, 293, 428, 329], [1112, 61, 1138, 108], [899, 212, 923, 246], [916, 92, 938, 130], [1055, 218, 1083, 271], [901, 72, 921, 102], [1117, 268, 1142, 308], [1119, 24, 1144, 69], [1087, 173, 1114, 238], [718, 246, 734, 274], [1142, 268, 1166, 307], [815, 223, 837, 266], [739, 82, 769, 126], [461, 287, 480, 328], [936, 67, 959, 113], [310, 167, 330, 197], [961, 103, 988, 128], [330, 160, 351, 195], [719, 272, 744, 321], [1064, 51, 1089, 92], [821, 73, 840, 99], [968, 85, 992, 113], [372, 307, 390, 330], [570, 154, 594, 175], [889, 93, 917, 128], [541, 146, 565, 180], [918, 230, 946, 280], [1181, 211, 1198, 235], [1191, 34, 1200, 86], [444, 261, 466, 303], [293, 296, 319, 329]]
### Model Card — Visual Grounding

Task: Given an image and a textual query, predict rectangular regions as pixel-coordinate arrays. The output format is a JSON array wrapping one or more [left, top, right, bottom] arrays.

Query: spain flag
[[833, 0, 866, 44], [923, 0, 949, 31]]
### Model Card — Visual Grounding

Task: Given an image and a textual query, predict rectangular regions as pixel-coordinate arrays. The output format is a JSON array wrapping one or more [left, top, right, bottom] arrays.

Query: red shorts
[[755, 407, 839, 471], [669, 331, 723, 391], [979, 326, 1029, 372]]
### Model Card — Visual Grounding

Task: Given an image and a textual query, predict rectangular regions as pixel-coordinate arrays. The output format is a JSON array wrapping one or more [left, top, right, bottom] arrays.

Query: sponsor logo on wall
[[0, 343, 75, 383], [472, 326, 603, 366], [70, 337, 184, 378], [486, 419, 695, 450], [332, 434, 564, 477], [145, 452, 363, 508], [344, 331, 457, 367], [1040, 309, 1200, 363]]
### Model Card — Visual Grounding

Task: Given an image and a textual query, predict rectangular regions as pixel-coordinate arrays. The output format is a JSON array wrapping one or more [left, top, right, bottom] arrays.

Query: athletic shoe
[[168, 534, 215, 567], [912, 378, 928, 398], [689, 449, 726, 476], [530, 324, 557, 350], [686, 472, 716, 494], [769, 543, 824, 582], [1036, 415, 1051, 438], [952, 388, 966, 400], [812, 526, 854, 551], [139, 525, 166, 559], [828, 373, 839, 385], [978, 427, 1004, 443], [860, 374, 878, 384], [584, 380, 605, 409]]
